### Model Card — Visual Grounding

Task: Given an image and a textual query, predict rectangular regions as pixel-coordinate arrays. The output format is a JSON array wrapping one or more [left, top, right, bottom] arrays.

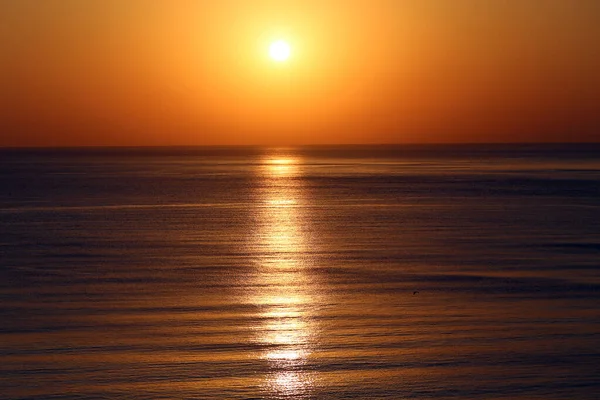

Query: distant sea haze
[[1, 144, 599, 399]]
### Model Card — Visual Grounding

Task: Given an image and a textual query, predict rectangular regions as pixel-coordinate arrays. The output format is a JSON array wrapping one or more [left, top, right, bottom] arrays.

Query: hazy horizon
[[2, 142, 600, 151]]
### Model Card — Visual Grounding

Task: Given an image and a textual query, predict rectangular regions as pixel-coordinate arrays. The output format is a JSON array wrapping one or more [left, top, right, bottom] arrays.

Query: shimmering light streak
[[250, 153, 318, 397]]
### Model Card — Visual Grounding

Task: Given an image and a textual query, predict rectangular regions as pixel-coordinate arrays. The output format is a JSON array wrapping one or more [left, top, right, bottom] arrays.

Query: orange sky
[[2, 0, 599, 146]]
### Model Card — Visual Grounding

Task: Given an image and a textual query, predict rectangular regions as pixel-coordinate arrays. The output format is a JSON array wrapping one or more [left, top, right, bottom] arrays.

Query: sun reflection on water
[[265, 157, 301, 177], [250, 152, 318, 398], [267, 371, 314, 399]]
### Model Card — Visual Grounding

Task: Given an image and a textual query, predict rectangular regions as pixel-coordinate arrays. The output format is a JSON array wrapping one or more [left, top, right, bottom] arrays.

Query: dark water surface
[[1, 145, 599, 399]]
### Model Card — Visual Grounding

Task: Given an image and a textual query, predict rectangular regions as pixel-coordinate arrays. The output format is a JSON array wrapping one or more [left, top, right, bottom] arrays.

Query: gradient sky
[[2, 0, 599, 146]]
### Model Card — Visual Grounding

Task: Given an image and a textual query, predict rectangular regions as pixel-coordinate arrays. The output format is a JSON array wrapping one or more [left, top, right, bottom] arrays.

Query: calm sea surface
[[1, 145, 599, 399]]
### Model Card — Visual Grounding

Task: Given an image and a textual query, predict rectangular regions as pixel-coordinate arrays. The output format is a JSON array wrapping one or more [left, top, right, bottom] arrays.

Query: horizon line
[[2, 142, 600, 150]]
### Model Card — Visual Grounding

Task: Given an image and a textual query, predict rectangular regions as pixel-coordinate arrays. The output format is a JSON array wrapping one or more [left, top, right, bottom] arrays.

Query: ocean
[[1, 144, 599, 399]]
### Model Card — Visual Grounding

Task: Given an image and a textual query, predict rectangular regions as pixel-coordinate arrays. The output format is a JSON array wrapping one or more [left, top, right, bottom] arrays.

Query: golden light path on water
[[250, 153, 319, 398]]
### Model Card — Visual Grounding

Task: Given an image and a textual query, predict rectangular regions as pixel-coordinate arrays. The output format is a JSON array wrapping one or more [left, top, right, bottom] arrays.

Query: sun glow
[[269, 40, 291, 62]]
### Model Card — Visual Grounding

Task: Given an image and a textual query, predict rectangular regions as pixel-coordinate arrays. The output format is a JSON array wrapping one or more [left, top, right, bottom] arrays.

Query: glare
[[269, 40, 291, 62], [264, 158, 299, 177], [250, 151, 316, 398], [266, 198, 297, 206], [267, 350, 303, 361], [268, 158, 294, 165], [268, 371, 312, 397]]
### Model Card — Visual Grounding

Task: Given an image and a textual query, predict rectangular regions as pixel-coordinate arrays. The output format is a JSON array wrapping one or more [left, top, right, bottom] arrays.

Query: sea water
[[1, 144, 599, 399]]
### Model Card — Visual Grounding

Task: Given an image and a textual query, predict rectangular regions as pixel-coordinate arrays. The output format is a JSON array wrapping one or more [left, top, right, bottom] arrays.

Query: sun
[[269, 40, 291, 62]]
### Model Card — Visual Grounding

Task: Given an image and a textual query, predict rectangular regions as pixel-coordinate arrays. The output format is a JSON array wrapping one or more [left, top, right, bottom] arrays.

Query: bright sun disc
[[269, 40, 291, 62]]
